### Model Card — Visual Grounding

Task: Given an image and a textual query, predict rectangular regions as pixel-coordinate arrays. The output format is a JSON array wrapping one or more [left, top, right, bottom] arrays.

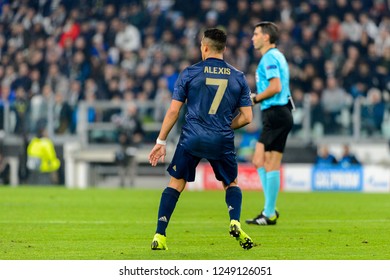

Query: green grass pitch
[[0, 186, 389, 260]]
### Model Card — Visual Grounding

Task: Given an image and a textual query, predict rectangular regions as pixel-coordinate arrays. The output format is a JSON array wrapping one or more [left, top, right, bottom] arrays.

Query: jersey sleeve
[[238, 73, 253, 107], [172, 68, 188, 102], [263, 53, 280, 80]]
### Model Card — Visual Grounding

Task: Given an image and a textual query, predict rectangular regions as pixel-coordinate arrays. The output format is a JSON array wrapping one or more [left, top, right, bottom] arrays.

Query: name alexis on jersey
[[204, 66, 231, 75]]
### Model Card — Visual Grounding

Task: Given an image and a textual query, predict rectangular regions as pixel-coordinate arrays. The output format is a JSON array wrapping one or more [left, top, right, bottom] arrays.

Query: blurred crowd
[[0, 0, 389, 138]]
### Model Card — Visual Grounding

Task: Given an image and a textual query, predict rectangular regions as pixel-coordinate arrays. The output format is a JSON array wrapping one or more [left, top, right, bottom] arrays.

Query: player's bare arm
[[148, 100, 184, 166], [231, 106, 253, 129]]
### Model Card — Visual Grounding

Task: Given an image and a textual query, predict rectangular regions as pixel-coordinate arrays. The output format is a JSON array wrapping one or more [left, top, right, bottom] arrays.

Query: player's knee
[[222, 178, 238, 189], [168, 177, 186, 192], [230, 178, 238, 186]]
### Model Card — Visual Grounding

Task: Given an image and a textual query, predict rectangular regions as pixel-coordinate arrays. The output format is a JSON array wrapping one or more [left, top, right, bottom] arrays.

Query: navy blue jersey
[[173, 57, 252, 159]]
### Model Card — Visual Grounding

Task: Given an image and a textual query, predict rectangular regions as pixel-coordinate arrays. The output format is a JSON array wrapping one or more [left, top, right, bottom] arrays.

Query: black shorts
[[167, 144, 238, 185], [259, 104, 293, 152]]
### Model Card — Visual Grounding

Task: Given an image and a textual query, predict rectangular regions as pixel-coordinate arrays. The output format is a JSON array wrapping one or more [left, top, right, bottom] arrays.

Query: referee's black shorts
[[259, 104, 293, 153]]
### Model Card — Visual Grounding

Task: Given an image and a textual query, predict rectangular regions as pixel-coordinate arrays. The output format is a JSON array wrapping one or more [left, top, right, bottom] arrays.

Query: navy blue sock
[[156, 187, 180, 236], [225, 186, 242, 221]]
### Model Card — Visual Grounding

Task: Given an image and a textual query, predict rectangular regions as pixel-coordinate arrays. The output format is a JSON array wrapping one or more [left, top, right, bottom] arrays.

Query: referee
[[246, 21, 294, 226]]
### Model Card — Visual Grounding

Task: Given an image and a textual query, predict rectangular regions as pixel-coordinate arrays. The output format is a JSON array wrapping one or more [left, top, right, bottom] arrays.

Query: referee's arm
[[252, 77, 281, 103]]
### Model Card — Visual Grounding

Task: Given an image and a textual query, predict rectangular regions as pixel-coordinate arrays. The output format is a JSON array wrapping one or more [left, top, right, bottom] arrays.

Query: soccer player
[[148, 28, 254, 250], [246, 22, 294, 226]]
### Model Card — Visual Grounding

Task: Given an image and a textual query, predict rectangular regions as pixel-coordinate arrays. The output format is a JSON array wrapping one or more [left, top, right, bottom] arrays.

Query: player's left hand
[[148, 144, 166, 166]]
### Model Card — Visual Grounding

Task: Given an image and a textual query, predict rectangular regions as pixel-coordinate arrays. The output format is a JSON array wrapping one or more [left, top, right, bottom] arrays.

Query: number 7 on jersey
[[206, 78, 228, 114]]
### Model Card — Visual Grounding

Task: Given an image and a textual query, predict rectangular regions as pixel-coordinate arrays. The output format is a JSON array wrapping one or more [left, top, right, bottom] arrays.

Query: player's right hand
[[148, 144, 166, 166]]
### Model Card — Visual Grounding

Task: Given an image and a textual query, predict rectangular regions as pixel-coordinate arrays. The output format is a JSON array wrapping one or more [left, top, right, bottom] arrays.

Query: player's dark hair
[[203, 28, 227, 52], [255, 21, 279, 44]]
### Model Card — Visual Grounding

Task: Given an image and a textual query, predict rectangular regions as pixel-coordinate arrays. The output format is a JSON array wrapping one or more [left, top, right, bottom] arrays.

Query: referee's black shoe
[[245, 210, 279, 225]]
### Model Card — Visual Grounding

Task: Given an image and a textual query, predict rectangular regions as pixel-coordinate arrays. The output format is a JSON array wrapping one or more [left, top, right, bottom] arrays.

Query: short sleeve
[[238, 73, 252, 107], [263, 53, 280, 80], [172, 69, 188, 102]]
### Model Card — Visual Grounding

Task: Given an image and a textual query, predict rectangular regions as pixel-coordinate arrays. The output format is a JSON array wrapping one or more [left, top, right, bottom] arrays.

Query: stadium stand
[[0, 0, 389, 186]]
